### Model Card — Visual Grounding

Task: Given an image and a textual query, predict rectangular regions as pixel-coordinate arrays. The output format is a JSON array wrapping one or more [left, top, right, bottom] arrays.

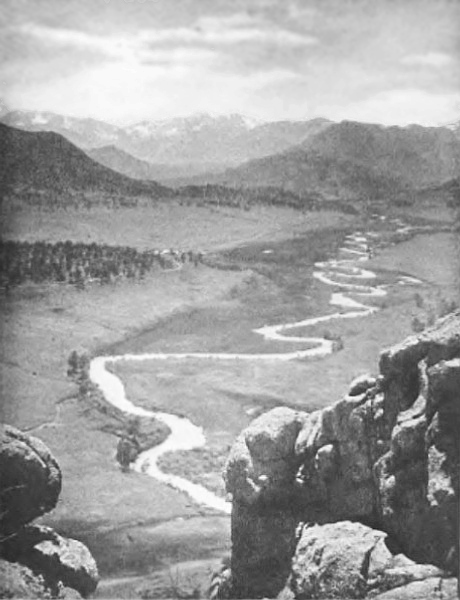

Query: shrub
[[414, 293, 424, 309], [438, 298, 458, 318], [411, 317, 425, 333]]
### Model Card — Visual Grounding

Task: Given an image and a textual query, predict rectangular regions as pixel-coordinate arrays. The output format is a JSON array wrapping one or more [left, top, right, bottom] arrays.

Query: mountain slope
[[0, 123, 170, 201], [122, 114, 333, 165], [300, 121, 460, 187], [1, 110, 124, 149], [1, 110, 333, 169], [201, 120, 460, 200], [86, 145, 221, 181]]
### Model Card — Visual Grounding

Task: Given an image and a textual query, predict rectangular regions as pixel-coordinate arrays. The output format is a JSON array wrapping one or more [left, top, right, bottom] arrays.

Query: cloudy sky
[[1, 0, 459, 126]]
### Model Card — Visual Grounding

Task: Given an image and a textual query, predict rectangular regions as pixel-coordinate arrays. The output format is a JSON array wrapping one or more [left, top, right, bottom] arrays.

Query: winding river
[[89, 227, 421, 515]]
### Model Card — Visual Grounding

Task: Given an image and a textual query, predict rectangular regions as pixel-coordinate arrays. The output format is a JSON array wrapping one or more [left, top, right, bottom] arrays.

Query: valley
[[1, 196, 457, 598], [2, 2, 460, 597], [1, 102, 459, 600]]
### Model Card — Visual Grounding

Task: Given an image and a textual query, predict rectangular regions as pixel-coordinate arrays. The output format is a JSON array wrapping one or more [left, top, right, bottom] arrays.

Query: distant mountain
[[122, 113, 333, 166], [0, 99, 10, 118], [6, 108, 458, 207], [299, 121, 460, 187], [1, 110, 124, 149], [86, 145, 226, 182], [446, 120, 460, 141], [196, 120, 460, 201], [0, 123, 170, 204], [1, 109, 333, 171]]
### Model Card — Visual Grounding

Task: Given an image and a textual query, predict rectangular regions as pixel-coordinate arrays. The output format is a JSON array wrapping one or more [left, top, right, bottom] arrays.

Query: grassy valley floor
[[1, 201, 458, 598], [0, 204, 357, 597], [107, 229, 460, 504]]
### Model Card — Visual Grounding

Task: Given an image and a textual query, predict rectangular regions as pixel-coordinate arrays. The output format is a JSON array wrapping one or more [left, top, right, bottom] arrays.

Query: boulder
[[225, 407, 304, 504], [244, 407, 304, 463], [0, 559, 84, 599], [230, 502, 298, 599], [0, 425, 61, 534], [0, 559, 50, 599], [375, 353, 459, 569], [3, 524, 99, 598], [290, 522, 386, 599], [288, 521, 448, 600], [371, 577, 458, 600], [348, 374, 378, 397], [225, 313, 460, 598], [294, 395, 379, 522]]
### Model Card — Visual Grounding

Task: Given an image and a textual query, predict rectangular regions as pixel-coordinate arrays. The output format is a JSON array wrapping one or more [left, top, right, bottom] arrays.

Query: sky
[[0, 0, 459, 126]]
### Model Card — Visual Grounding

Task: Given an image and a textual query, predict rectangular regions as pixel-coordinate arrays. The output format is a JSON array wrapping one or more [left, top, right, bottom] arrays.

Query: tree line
[[0, 239, 203, 288]]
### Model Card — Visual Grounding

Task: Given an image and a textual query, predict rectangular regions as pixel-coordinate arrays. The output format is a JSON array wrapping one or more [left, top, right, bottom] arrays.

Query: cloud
[[4, 46, 300, 124], [4, 1, 459, 127], [12, 23, 219, 67], [14, 23, 131, 58], [187, 13, 319, 46], [324, 89, 460, 126], [14, 11, 318, 64], [401, 52, 454, 68]]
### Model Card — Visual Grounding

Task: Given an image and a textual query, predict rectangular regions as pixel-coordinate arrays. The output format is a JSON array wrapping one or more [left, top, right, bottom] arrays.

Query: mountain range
[[86, 146, 220, 181], [183, 120, 460, 200], [0, 109, 332, 175], [1, 104, 460, 209], [0, 123, 169, 203]]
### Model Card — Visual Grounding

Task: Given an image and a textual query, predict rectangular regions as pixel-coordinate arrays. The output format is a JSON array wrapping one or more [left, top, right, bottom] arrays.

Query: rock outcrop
[[0, 425, 61, 534], [224, 313, 460, 598], [0, 559, 53, 599], [0, 425, 99, 598], [289, 521, 448, 599]]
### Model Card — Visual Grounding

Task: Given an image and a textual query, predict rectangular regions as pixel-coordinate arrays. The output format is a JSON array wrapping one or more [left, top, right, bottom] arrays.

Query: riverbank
[[105, 225, 459, 508]]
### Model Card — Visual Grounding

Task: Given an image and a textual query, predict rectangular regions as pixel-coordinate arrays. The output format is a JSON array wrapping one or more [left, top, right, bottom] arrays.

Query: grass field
[[107, 229, 459, 501], [0, 204, 358, 595], [0, 202, 351, 252]]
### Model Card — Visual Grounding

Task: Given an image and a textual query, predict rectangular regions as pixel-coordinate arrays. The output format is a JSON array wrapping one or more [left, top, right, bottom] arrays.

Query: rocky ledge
[[0, 425, 99, 599], [223, 312, 460, 599]]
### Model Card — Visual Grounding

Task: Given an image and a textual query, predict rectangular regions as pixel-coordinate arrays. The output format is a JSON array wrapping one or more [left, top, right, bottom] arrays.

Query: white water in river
[[89, 228, 421, 514]]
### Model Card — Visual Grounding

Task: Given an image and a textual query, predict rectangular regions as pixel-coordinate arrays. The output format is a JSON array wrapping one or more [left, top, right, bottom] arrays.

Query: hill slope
[[1, 110, 124, 149], [1, 110, 333, 171], [300, 121, 460, 187], [122, 114, 333, 166], [201, 120, 460, 200], [86, 146, 213, 182], [0, 123, 170, 203]]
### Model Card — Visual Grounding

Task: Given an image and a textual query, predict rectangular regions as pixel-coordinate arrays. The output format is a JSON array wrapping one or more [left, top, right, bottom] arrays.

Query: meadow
[[107, 229, 459, 503], [0, 202, 348, 251], [1, 198, 457, 598], [0, 202, 358, 597]]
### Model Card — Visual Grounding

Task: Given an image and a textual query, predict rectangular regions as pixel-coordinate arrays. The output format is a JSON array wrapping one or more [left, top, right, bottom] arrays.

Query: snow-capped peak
[[31, 113, 50, 125]]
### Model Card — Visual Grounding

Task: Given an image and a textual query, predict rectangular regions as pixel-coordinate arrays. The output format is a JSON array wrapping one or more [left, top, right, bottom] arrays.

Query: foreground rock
[[0, 424, 61, 534], [0, 425, 98, 598], [289, 521, 448, 599], [3, 525, 98, 597], [0, 559, 52, 599], [224, 313, 460, 598]]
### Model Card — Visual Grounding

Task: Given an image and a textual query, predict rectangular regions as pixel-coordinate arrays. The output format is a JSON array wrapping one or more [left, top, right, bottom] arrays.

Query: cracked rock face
[[225, 313, 460, 598], [0, 425, 62, 534]]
